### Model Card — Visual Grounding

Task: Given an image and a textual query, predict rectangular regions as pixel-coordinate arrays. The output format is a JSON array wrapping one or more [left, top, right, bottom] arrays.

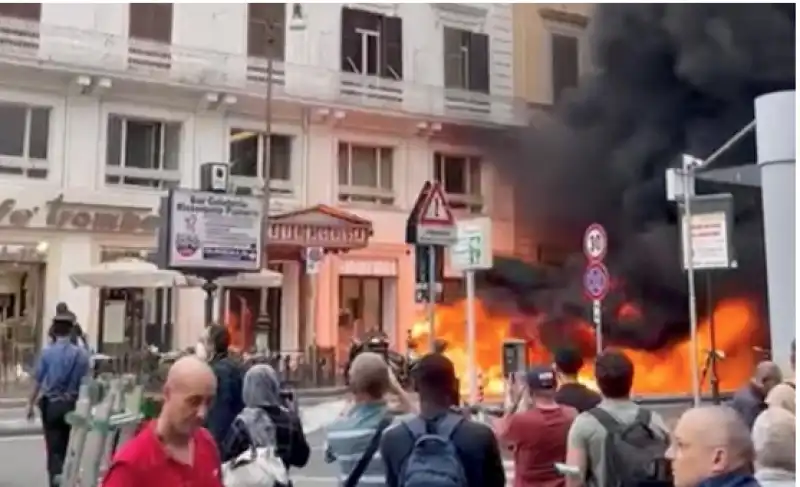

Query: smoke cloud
[[486, 4, 795, 350]]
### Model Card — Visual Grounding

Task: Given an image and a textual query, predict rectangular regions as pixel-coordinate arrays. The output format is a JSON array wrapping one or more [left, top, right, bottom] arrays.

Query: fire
[[411, 298, 760, 397]]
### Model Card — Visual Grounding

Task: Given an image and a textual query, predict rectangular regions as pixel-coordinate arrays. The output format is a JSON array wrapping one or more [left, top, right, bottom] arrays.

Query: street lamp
[[675, 120, 755, 407], [257, 6, 306, 352]]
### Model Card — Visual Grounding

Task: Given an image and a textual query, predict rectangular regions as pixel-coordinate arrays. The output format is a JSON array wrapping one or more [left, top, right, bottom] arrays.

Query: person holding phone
[[495, 366, 578, 487]]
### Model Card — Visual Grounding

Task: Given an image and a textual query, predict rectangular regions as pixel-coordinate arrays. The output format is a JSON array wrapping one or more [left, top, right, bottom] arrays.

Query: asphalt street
[[0, 401, 690, 486]]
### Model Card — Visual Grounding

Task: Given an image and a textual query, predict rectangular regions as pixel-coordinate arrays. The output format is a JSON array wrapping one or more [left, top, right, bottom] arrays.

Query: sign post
[[406, 181, 457, 351], [583, 223, 609, 354], [450, 217, 493, 405]]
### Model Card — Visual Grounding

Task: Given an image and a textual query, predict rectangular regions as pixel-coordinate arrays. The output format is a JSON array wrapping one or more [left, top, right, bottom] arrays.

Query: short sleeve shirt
[[324, 401, 411, 486], [566, 399, 668, 487]]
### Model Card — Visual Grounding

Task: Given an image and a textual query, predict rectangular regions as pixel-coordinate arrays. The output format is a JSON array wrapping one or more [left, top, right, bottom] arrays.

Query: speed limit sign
[[583, 223, 608, 262]]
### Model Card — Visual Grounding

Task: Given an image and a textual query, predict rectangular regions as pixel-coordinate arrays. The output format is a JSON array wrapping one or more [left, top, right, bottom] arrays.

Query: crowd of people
[[28, 306, 796, 487]]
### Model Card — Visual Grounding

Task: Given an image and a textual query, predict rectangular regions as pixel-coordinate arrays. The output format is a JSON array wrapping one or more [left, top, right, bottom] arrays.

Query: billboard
[[166, 189, 263, 271]]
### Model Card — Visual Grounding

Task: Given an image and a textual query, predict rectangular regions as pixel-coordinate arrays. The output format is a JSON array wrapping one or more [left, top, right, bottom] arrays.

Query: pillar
[[754, 91, 796, 369]]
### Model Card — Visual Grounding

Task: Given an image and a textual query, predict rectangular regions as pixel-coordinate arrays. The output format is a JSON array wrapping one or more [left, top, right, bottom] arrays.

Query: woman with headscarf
[[222, 364, 310, 472]]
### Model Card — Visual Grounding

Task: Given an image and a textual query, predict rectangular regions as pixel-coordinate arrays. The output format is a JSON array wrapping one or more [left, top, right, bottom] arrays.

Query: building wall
[[0, 84, 516, 351], [512, 3, 593, 105]]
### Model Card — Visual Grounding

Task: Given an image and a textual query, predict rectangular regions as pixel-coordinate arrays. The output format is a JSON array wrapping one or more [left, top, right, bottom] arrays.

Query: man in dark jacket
[[204, 325, 244, 449], [729, 360, 782, 429], [49, 303, 87, 348]]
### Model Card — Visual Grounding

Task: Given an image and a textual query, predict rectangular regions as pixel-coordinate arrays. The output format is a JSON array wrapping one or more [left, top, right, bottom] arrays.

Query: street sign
[[450, 217, 493, 271], [305, 246, 324, 274], [583, 223, 608, 262], [583, 262, 610, 301], [405, 181, 457, 246]]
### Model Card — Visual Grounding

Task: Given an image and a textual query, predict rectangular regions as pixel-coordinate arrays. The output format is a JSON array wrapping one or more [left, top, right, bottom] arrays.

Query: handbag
[[343, 415, 393, 487], [221, 444, 289, 487], [222, 415, 289, 487]]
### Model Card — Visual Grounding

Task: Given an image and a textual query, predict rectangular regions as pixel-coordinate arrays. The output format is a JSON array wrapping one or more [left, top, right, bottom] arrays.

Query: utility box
[[502, 339, 528, 378]]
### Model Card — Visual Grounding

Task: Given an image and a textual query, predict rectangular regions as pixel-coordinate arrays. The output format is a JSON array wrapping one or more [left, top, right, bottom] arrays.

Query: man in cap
[[496, 365, 578, 487]]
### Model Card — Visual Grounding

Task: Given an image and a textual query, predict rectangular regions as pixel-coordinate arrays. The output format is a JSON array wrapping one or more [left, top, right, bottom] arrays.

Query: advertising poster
[[168, 189, 263, 271]]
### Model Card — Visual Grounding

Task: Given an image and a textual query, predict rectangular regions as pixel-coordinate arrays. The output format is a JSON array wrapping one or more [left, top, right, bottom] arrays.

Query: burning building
[[410, 4, 795, 396]]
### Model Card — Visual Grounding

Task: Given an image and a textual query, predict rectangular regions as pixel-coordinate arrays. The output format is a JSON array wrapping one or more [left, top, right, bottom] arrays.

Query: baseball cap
[[526, 365, 557, 390]]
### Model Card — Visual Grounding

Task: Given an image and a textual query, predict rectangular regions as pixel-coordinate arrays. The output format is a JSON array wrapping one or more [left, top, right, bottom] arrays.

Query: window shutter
[[152, 3, 173, 43], [341, 8, 361, 73], [443, 27, 463, 89], [381, 16, 403, 80], [129, 4, 151, 40], [468, 32, 490, 94], [551, 33, 579, 103], [129, 3, 172, 43], [0, 3, 41, 21]]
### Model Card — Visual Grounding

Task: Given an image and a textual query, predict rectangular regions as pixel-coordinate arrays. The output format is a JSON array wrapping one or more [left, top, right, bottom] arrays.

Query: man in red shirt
[[102, 356, 222, 487], [495, 365, 578, 487]]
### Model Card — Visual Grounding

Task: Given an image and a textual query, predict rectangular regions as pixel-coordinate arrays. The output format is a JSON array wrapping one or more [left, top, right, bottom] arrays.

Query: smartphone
[[554, 462, 581, 477]]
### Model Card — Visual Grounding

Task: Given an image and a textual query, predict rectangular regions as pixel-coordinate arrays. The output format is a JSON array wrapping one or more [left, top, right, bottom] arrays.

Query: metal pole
[[307, 272, 318, 384], [706, 272, 721, 404], [427, 246, 436, 352], [465, 269, 477, 405], [259, 36, 275, 340], [593, 300, 602, 354], [681, 163, 701, 407]]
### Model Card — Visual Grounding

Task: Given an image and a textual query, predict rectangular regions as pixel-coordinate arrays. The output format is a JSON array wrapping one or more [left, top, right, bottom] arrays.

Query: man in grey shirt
[[565, 350, 669, 487]]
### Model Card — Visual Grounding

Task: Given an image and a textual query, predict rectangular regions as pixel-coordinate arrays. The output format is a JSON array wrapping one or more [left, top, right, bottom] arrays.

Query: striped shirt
[[324, 401, 411, 486]]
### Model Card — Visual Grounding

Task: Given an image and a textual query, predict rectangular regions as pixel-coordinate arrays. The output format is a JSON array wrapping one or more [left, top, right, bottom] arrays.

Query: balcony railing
[[0, 17, 527, 126]]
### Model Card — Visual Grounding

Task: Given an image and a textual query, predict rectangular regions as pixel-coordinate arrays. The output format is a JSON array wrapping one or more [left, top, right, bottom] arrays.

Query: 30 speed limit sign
[[583, 223, 608, 262]]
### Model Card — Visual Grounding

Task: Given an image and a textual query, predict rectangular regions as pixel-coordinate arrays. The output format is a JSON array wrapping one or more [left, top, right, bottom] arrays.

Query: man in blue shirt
[[27, 316, 90, 487]]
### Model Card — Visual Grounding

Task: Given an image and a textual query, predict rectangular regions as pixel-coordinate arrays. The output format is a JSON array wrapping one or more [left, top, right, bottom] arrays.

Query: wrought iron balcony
[[0, 17, 527, 126]]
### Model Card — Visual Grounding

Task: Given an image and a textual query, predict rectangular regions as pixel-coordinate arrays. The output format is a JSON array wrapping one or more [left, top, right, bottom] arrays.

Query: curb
[[0, 424, 41, 437]]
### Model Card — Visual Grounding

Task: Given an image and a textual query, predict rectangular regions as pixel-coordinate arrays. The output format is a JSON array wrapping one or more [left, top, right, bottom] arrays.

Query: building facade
[[0, 3, 524, 363], [511, 3, 592, 262]]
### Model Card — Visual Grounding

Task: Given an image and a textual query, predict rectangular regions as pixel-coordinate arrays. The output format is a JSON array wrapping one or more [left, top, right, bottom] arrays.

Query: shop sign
[[0, 194, 160, 234], [0, 244, 47, 262], [268, 222, 370, 248]]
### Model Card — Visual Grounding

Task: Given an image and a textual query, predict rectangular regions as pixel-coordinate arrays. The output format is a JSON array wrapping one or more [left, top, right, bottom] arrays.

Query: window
[[0, 3, 40, 21], [228, 129, 293, 195], [0, 101, 49, 179], [247, 3, 285, 60], [340, 7, 403, 80], [337, 142, 394, 205], [0, 3, 41, 51], [443, 27, 489, 94], [551, 33, 579, 103], [105, 115, 181, 189], [128, 3, 173, 69], [129, 3, 172, 43], [434, 152, 483, 213]]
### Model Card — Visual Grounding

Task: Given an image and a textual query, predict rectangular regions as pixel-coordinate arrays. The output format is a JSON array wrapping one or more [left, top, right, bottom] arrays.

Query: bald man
[[102, 357, 223, 487], [667, 406, 759, 487], [729, 361, 782, 429]]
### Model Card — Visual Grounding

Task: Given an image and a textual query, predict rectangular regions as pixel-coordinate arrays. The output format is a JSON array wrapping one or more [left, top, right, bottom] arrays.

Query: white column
[[755, 91, 796, 369]]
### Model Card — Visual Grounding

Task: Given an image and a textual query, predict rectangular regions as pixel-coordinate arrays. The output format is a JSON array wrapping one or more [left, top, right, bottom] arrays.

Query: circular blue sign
[[583, 263, 610, 300]]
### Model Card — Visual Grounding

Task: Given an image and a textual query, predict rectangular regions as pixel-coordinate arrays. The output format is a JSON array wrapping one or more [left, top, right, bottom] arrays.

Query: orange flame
[[411, 298, 759, 397]]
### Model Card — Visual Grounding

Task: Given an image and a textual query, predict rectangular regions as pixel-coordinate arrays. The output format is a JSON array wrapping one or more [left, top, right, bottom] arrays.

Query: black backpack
[[588, 407, 672, 487]]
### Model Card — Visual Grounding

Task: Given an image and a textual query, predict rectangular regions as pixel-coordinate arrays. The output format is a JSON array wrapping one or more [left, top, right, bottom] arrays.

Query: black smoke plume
[[485, 4, 795, 351]]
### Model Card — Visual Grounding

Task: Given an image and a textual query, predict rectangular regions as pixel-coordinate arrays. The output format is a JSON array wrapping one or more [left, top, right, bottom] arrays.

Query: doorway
[[0, 260, 46, 384]]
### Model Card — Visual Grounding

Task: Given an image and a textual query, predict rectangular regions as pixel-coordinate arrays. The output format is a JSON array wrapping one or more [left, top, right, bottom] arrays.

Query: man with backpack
[[380, 353, 506, 487], [565, 349, 670, 487]]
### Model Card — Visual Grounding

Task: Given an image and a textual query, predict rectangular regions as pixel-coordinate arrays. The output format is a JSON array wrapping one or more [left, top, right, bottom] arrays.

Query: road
[[0, 401, 690, 486]]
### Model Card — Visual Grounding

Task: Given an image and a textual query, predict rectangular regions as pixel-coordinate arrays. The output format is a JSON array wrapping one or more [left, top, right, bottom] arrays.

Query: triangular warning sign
[[419, 182, 454, 225]]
